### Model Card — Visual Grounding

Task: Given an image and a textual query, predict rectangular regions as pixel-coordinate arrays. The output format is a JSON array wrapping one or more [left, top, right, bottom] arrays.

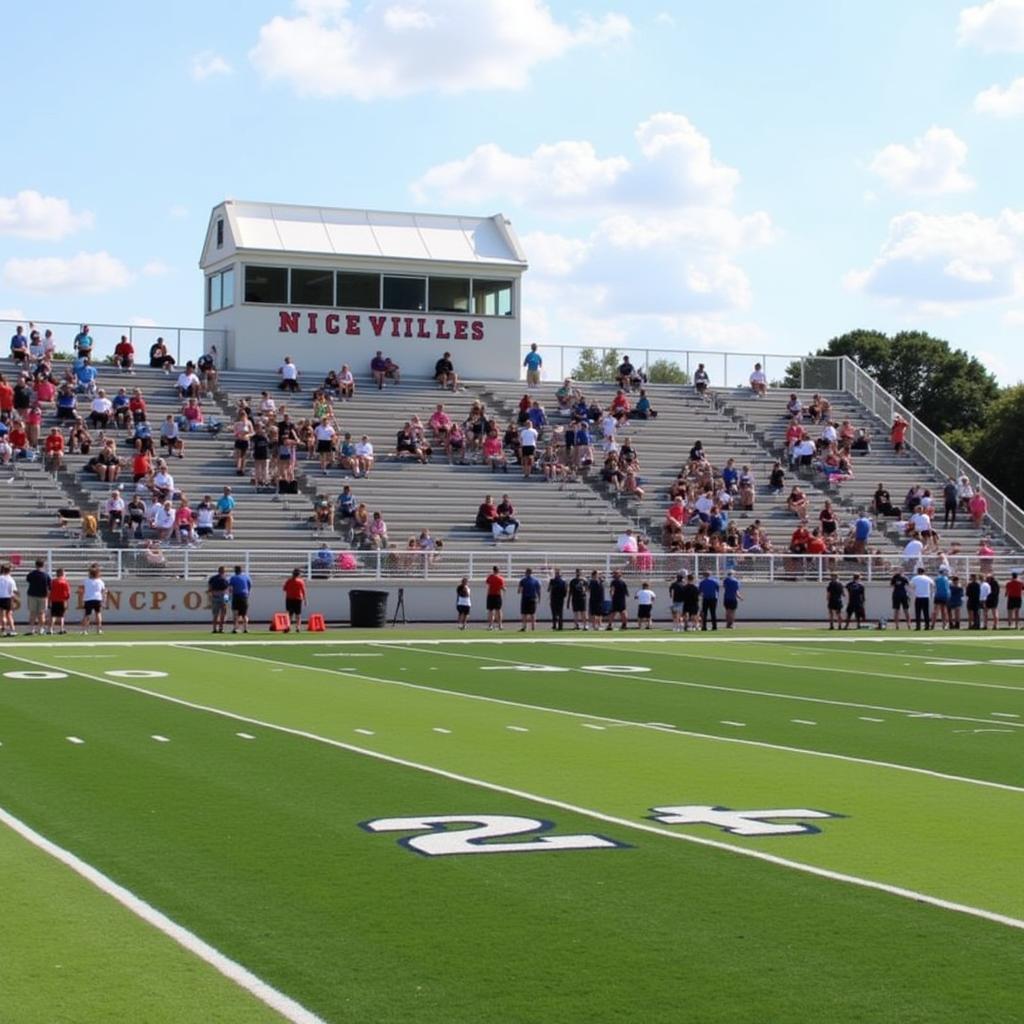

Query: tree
[[946, 385, 1024, 505], [646, 359, 690, 385], [570, 347, 620, 381]]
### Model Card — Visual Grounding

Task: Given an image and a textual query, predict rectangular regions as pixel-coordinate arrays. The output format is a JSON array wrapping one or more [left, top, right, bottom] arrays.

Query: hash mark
[[720, 720, 747, 727], [506, 726, 529, 732], [66, 736, 84, 745], [791, 719, 817, 726], [432, 727, 451, 734], [859, 717, 885, 723], [354, 728, 375, 736], [151, 735, 170, 743], [236, 732, 255, 740]]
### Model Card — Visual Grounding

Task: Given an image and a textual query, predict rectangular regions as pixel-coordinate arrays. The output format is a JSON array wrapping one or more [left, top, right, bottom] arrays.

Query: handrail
[[839, 356, 1024, 547]]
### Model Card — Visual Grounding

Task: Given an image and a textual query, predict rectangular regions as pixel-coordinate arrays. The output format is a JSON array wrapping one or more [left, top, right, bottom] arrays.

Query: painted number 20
[[361, 814, 627, 856]]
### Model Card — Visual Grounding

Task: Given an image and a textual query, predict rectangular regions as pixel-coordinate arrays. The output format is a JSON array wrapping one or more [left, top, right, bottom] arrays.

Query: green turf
[[1, 632, 1022, 1022]]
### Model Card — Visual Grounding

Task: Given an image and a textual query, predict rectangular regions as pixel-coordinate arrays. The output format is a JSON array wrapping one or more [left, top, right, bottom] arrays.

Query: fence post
[[468, 551, 475, 580], [375, 548, 381, 579], [769, 554, 775, 583], [799, 358, 805, 390], [244, 550, 251, 575], [115, 549, 122, 580], [723, 353, 729, 388], [605, 552, 611, 576], [176, 329, 182, 366], [306, 552, 312, 578]]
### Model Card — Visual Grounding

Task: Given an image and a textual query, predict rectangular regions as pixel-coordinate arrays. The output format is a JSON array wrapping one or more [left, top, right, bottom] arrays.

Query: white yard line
[[791, 720, 817, 726], [0, 805, 327, 1024], [859, 717, 885, 723], [172, 645, 1024, 796], [0, 650, 1020, 935], [236, 732, 256, 740]]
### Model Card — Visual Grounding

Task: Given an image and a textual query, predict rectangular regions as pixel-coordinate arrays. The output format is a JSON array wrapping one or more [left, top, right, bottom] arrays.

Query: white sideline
[[0, 805, 326, 1024], [189, 644, 1024, 795], [0, 650, 1022, 934]]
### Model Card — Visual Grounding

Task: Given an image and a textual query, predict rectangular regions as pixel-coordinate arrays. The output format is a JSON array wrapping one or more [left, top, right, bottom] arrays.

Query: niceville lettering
[[278, 311, 485, 341]]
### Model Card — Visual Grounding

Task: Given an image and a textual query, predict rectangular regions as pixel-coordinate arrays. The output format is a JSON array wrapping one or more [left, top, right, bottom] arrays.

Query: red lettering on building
[[435, 319, 450, 340], [346, 314, 361, 336], [278, 312, 300, 333], [391, 316, 402, 338], [403, 317, 414, 338], [453, 320, 468, 340], [325, 314, 340, 334], [471, 321, 484, 341], [369, 315, 387, 337], [307, 312, 319, 334], [416, 317, 431, 338]]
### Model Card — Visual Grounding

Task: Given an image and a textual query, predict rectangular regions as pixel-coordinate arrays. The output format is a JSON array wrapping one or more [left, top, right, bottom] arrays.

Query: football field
[[1, 628, 1023, 1023]]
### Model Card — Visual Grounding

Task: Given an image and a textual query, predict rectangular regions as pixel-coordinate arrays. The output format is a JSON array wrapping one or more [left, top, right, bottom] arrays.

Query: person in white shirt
[[337, 364, 355, 401], [176, 369, 200, 399], [195, 498, 216, 538], [259, 391, 277, 417], [616, 529, 639, 554], [820, 422, 838, 446], [749, 362, 767, 397], [634, 583, 656, 629], [792, 437, 815, 468], [314, 418, 336, 474], [903, 536, 924, 570], [0, 563, 18, 636], [353, 436, 374, 478], [152, 466, 175, 501], [29, 333, 45, 361], [278, 356, 300, 393], [601, 414, 617, 440], [89, 391, 113, 428], [519, 424, 538, 478], [81, 565, 107, 634], [105, 490, 125, 533], [910, 572, 934, 631], [153, 501, 176, 542]]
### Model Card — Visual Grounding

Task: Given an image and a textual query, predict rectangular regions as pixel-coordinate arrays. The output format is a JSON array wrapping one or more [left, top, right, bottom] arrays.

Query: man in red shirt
[[485, 565, 506, 631], [890, 415, 908, 456], [114, 335, 135, 373], [790, 522, 812, 554], [48, 568, 72, 635], [1006, 572, 1023, 630], [0, 375, 13, 417], [44, 427, 65, 471], [282, 568, 307, 630]]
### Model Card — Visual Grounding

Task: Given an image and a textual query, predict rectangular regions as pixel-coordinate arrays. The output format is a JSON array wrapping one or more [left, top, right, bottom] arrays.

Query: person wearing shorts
[[722, 571, 742, 629], [607, 570, 629, 630], [932, 571, 951, 630], [889, 571, 911, 630], [1006, 572, 1023, 629], [80, 565, 106, 634], [25, 557, 51, 635], [568, 569, 588, 629], [635, 583, 656, 629], [0, 564, 18, 636], [207, 566, 231, 634], [518, 568, 541, 632], [485, 566, 505, 630], [49, 568, 71, 635], [947, 576, 964, 630], [682, 575, 700, 631], [669, 573, 687, 632], [587, 571, 605, 630], [826, 574, 844, 630], [845, 573, 867, 629], [282, 568, 306, 630], [456, 578, 472, 630], [229, 565, 252, 633]]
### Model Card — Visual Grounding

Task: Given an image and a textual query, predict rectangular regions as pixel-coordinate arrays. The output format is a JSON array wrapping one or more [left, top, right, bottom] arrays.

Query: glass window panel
[[337, 272, 380, 309], [207, 274, 222, 313], [290, 268, 334, 307], [472, 279, 513, 317], [428, 276, 470, 313], [383, 276, 426, 312], [221, 268, 234, 308], [244, 266, 289, 304]]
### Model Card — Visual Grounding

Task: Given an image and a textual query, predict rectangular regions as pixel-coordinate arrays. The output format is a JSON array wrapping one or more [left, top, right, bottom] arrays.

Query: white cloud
[[250, 0, 631, 99], [141, 260, 171, 277], [958, 0, 1024, 51], [190, 51, 233, 81], [975, 76, 1024, 116], [867, 127, 974, 195], [3, 251, 133, 294], [0, 190, 94, 241], [846, 209, 1024, 312]]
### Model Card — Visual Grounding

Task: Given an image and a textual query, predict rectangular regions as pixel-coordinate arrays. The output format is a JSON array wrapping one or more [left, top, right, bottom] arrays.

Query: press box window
[[244, 266, 288, 304], [290, 268, 334, 307], [206, 269, 234, 313], [473, 280, 513, 316], [428, 277, 470, 313], [383, 276, 426, 311], [337, 272, 381, 309]]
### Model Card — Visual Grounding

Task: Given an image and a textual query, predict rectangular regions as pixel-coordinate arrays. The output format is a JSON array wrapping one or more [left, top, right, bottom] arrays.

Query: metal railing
[[0, 318, 226, 368], [839, 356, 1024, 547], [16, 548, 1024, 584]]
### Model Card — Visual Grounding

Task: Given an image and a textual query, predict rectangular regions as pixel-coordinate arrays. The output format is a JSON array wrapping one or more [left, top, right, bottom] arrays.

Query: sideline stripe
[[0, 650, 1020, 934], [0, 805, 327, 1024], [183, 645, 1024, 796]]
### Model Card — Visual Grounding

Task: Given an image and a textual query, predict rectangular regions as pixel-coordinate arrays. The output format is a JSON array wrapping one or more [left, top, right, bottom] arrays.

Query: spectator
[[74, 360, 98, 396], [383, 355, 401, 383], [786, 393, 803, 418], [370, 351, 389, 389], [314, 417, 337, 474], [207, 565, 230, 633], [394, 422, 429, 464], [176, 364, 201, 399], [902, 534, 924, 571], [633, 389, 657, 419], [90, 441, 122, 483], [74, 325, 94, 362], [10, 325, 29, 365], [482, 429, 507, 472], [749, 362, 767, 397], [43, 426, 65, 472], [336, 485, 357, 538], [233, 414, 253, 476], [519, 421, 538, 478], [338, 364, 355, 400], [229, 565, 253, 633], [252, 425, 271, 488], [872, 483, 895, 517], [282, 569, 307, 629], [197, 348, 218, 394], [494, 494, 519, 541], [969, 491, 988, 528], [278, 356, 301, 392], [693, 363, 710, 397], [890, 414, 909, 456], [957, 475, 975, 512], [353, 435, 374, 478], [175, 498, 197, 546], [216, 486, 236, 540], [350, 503, 370, 547], [769, 461, 786, 494], [475, 494, 498, 532], [616, 356, 642, 391], [195, 496, 216, 539], [368, 510, 388, 549], [555, 378, 581, 414], [786, 485, 809, 517], [852, 511, 873, 554], [113, 335, 135, 373], [850, 428, 871, 454], [148, 337, 174, 371], [160, 415, 184, 458], [434, 352, 460, 391], [105, 489, 125, 534], [152, 500, 176, 543], [523, 343, 543, 387]]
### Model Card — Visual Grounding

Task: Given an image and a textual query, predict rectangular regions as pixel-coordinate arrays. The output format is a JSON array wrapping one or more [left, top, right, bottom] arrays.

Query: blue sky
[[3, 0, 1023, 382]]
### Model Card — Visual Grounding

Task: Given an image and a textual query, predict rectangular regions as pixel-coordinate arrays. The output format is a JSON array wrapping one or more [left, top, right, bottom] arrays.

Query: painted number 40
[[361, 814, 628, 856]]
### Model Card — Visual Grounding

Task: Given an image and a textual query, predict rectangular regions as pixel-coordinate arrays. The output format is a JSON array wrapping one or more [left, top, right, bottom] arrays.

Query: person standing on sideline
[[568, 568, 588, 629], [587, 570, 606, 631], [844, 573, 866, 629], [910, 569, 934, 631], [635, 581, 656, 629], [282, 569, 306, 631], [485, 565, 505, 631], [0, 564, 18, 636], [547, 568, 567, 631], [229, 564, 253, 633], [48, 568, 71, 635], [682, 573, 701, 631], [698, 571, 720, 631], [948, 575, 964, 630], [25, 558, 51, 635], [207, 566, 230, 634], [523, 343, 543, 387], [889, 570, 911, 630], [518, 568, 541, 631], [826, 573, 845, 630], [965, 574, 982, 630], [455, 577, 472, 630], [80, 565, 106, 634], [932, 570, 951, 630], [722, 570, 742, 629], [669, 572, 687, 632], [984, 575, 1001, 630], [1006, 572, 1023, 629], [607, 570, 629, 630]]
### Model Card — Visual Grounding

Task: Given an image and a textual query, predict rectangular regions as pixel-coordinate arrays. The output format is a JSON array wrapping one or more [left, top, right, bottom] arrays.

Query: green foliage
[[946, 385, 1024, 504], [570, 347, 620, 381], [647, 359, 690, 385]]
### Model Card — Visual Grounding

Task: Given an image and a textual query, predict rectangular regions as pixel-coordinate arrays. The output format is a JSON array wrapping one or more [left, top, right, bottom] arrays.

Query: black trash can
[[349, 589, 389, 628]]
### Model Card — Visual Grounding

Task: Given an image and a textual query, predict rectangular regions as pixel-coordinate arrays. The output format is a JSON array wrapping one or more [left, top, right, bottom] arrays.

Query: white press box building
[[200, 200, 528, 379]]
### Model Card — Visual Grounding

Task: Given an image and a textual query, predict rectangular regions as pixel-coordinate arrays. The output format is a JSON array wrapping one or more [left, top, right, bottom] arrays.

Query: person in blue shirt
[[56, 386, 77, 420], [517, 567, 542, 631], [722, 570, 742, 628], [75, 362, 98, 394], [698, 571, 720, 631], [228, 565, 252, 633], [932, 570, 951, 630], [523, 343, 543, 387], [9, 326, 28, 364], [526, 401, 547, 430], [852, 512, 873, 554], [74, 325, 94, 361]]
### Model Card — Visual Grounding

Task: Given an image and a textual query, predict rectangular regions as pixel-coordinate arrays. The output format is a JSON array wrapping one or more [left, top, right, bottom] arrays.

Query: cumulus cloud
[[958, 0, 1024, 51], [846, 209, 1024, 312], [250, 0, 631, 99], [190, 51, 233, 80], [0, 190, 94, 241], [867, 127, 974, 195], [975, 76, 1024, 116], [3, 251, 134, 294]]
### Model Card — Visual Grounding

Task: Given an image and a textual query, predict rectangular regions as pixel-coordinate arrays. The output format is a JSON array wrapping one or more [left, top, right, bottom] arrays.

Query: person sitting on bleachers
[[43, 426, 64, 472], [969, 491, 988, 528], [749, 362, 767, 397], [105, 489, 125, 534], [481, 429, 506, 472], [197, 349, 217, 395], [312, 493, 334, 532], [786, 393, 803, 419], [474, 494, 498, 532], [738, 466, 756, 510], [6, 419, 28, 459], [872, 483, 895, 517], [112, 335, 134, 374], [149, 338, 175, 371], [74, 360, 98, 396], [89, 441, 122, 484], [151, 500, 176, 543], [394, 422, 429, 464], [142, 540, 167, 568], [807, 393, 830, 423], [335, 485, 357, 537], [67, 418, 91, 455], [177, 364, 201, 399], [33, 372, 56, 411], [526, 399, 548, 432], [434, 352, 460, 391], [278, 356, 301, 393], [336, 364, 355, 401], [555, 378, 581, 415], [789, 519, 812, 554], [160, 415, 184, 458], [367, 510, 388, 549], [632, 388, 657, 419], [429, 403, 452, 445], [791, 433, 815, 469], [663, 496, 687, 548], [353, 435, 374, 478], [126, 494, 147, 539], [493, 494, 520, 541], [850, 427, 871, 453], [787, 485, 809, 517]]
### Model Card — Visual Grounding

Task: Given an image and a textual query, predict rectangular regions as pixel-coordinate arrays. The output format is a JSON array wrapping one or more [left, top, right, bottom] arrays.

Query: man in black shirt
[[965, 574, 982, 630], [25, 558, 52, 635], [548, 569, 567, 631], [889, 572, 911, 630], [845, 574, 867, 630], [434, 352, 459, 392], [669, 572, 687, 633], [825, 573, 844, 630], [681, 574, 701, 632], [207, 566, 231, 634], [568, 569, 588, 630], [587, 571, 605, 631], [607, 570, 629, 630], [942, 477, 959, 528]]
